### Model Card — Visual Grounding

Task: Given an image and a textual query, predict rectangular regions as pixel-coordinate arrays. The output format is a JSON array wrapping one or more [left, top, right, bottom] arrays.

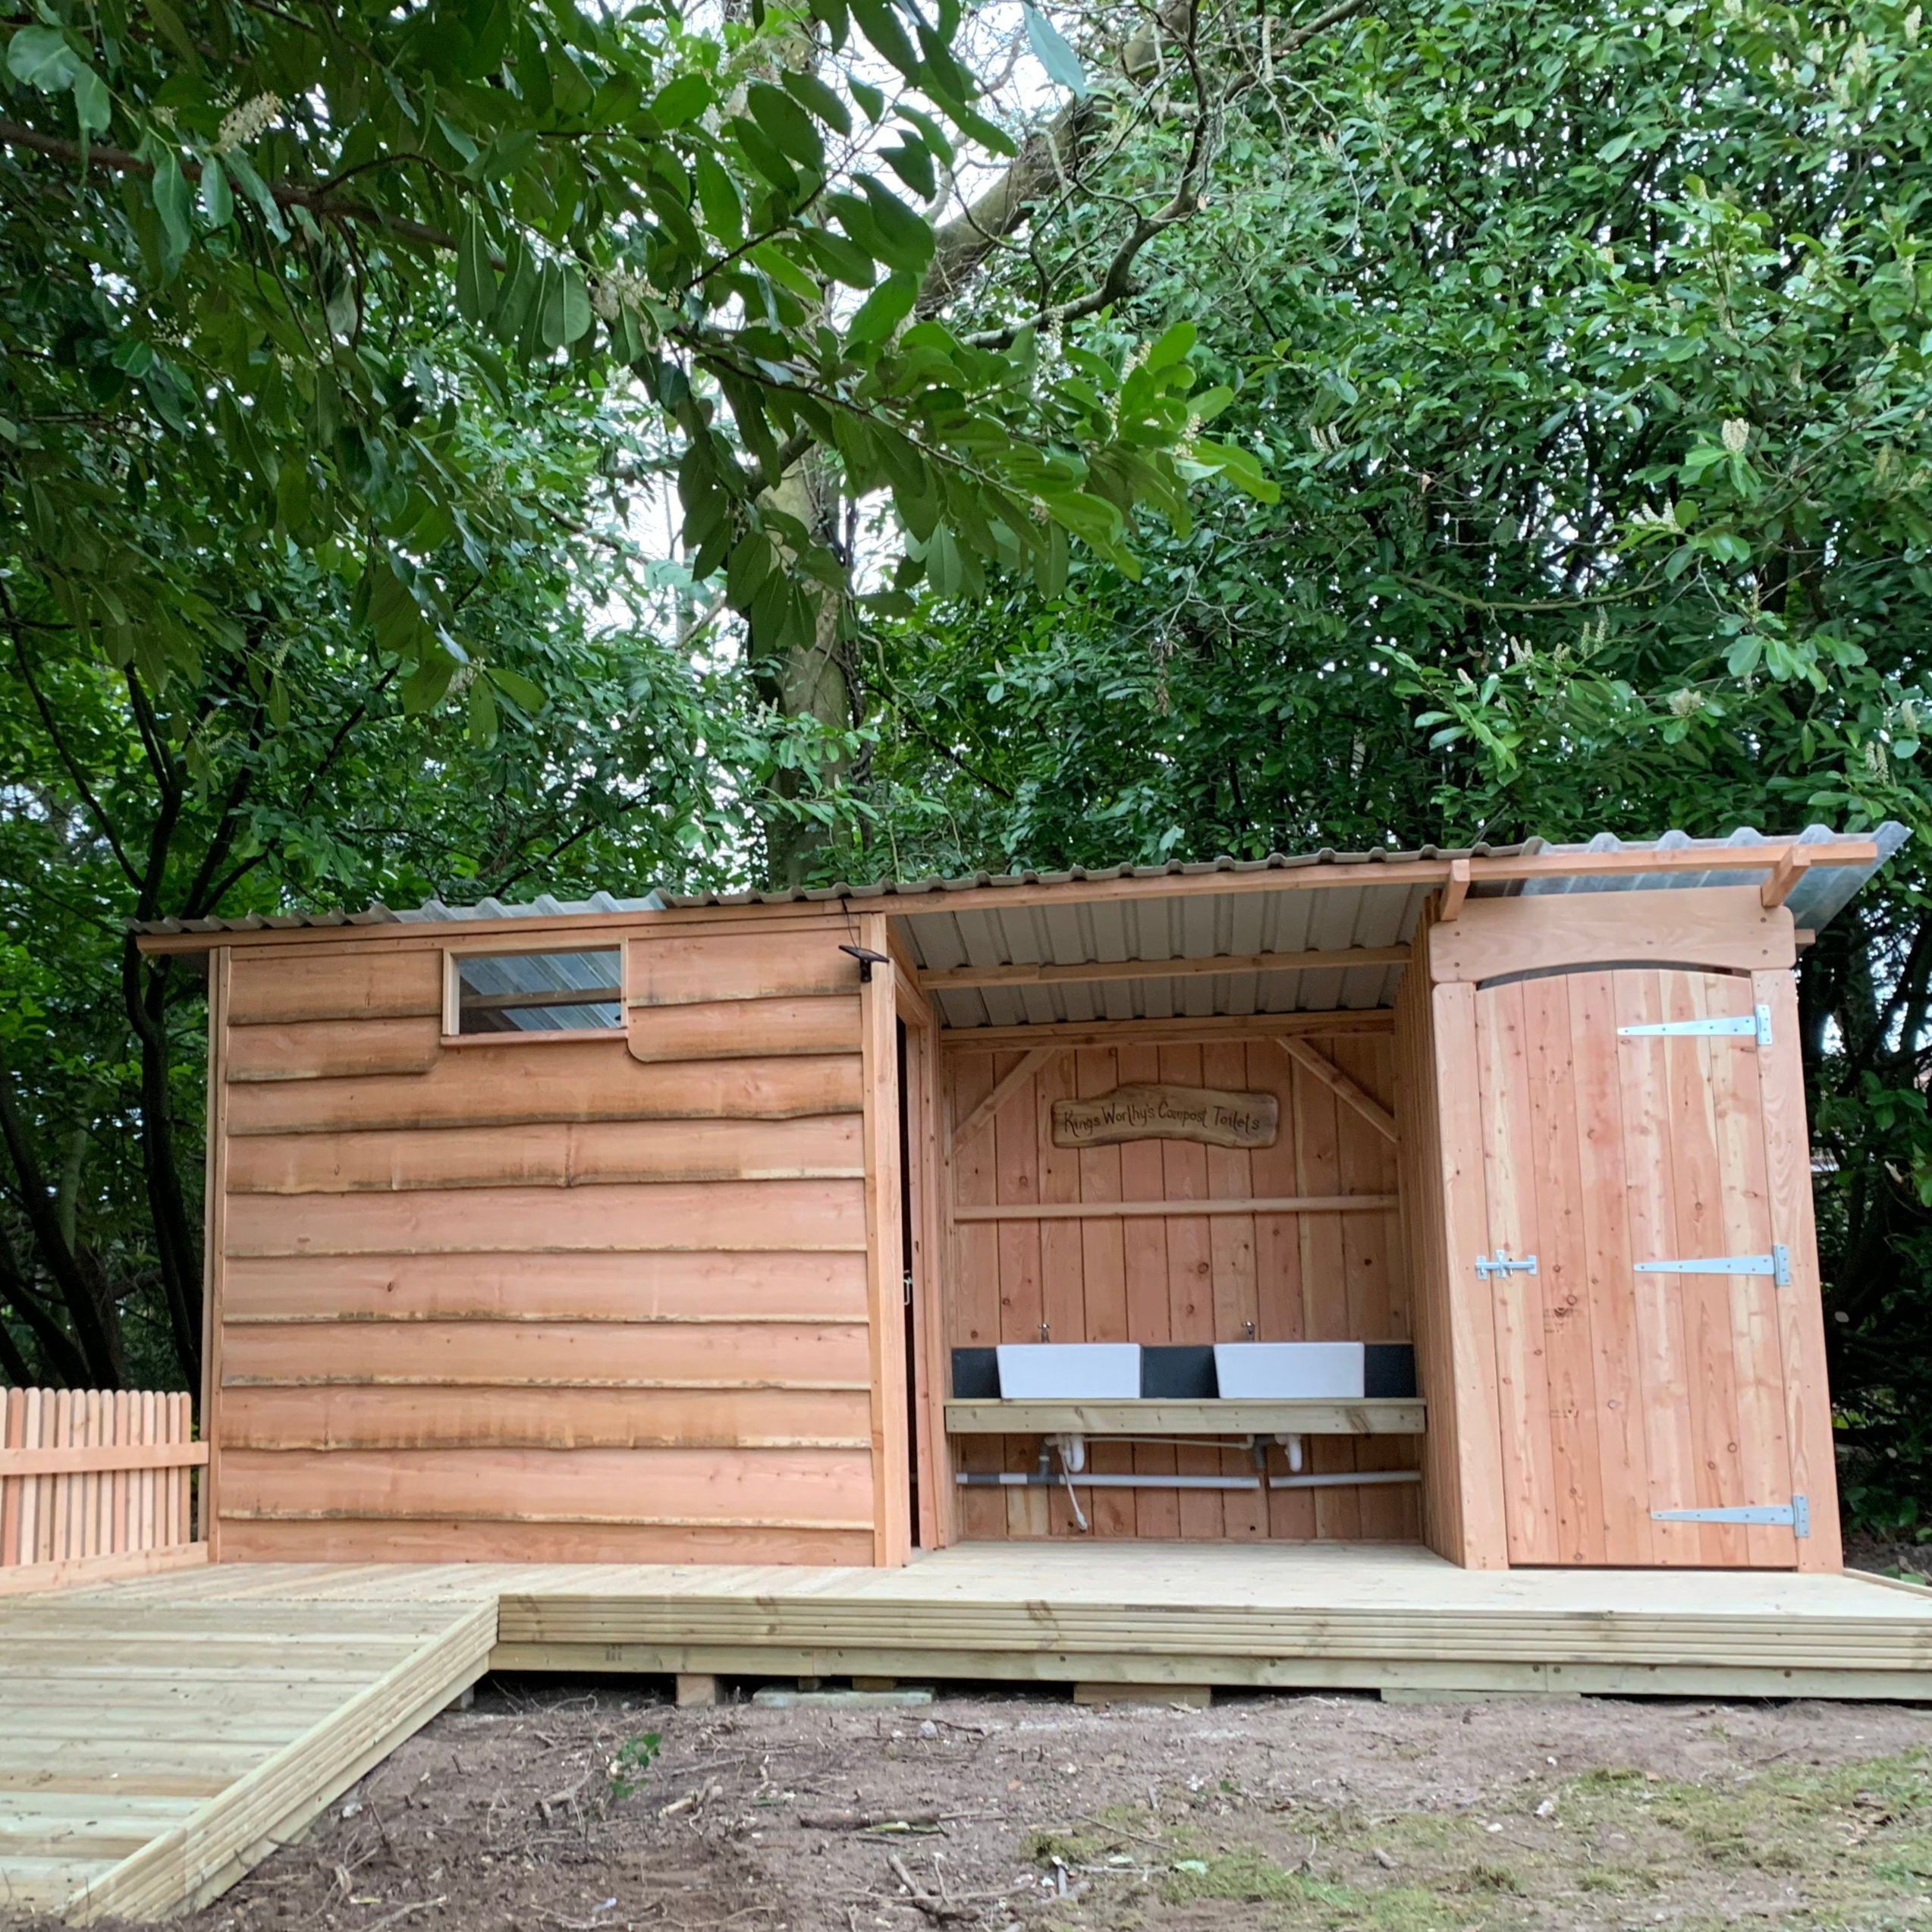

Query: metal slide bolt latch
[[1475, 1251, 1539, 1280]]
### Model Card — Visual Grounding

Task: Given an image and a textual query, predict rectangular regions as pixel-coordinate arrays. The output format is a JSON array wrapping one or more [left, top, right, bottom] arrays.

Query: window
[[450, 948, 623, 1035]]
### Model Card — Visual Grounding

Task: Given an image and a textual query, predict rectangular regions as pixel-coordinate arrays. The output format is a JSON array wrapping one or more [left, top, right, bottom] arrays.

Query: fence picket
[[0, 1387, 204, 1576]]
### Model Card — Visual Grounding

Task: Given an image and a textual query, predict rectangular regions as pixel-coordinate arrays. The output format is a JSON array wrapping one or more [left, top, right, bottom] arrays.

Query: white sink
[[996, 1343, 1142, 1400], [1214, 1342, 1365, 1399]]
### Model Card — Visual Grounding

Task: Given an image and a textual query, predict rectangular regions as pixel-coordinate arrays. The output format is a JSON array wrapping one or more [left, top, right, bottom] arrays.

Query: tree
[[858, 0, 1932, 1527], [1, 0, 1352, 1387]]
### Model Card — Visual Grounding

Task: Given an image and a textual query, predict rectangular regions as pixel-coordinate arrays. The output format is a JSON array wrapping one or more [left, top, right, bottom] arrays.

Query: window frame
[[440, 935, 630, 1045]]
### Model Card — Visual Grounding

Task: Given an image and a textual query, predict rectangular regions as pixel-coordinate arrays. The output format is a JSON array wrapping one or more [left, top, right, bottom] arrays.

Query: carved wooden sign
[[1051, 1083, 1280, 1150]]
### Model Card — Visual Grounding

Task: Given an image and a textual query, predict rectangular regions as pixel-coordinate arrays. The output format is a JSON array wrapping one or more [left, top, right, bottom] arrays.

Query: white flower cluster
[[589, 266, 651, 322], [215, 92, 281, 155]]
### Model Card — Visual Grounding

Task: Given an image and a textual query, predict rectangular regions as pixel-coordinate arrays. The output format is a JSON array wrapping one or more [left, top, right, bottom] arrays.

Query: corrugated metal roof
[[130, 822, 1908, 1023], [135, 888, 662, 937], [659, 840, 1541, 907], [1519, 823, 1911, 937]]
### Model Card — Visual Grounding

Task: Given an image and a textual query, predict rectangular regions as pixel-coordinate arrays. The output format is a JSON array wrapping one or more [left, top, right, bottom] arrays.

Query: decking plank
[[2, 1544, 1929, 1926]]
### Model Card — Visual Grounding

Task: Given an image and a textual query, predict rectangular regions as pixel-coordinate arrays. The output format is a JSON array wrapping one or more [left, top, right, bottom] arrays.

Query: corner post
[[859, 913, 913, 1566]]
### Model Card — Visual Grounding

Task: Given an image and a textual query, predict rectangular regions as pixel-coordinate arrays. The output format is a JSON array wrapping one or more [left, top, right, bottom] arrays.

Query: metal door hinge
[[1475, 1251, 1539, 1280], [1619, 1004, 1773, 1049], [1636, 1245, 1791, 1287], [1652, 1494, 1810, 1537]]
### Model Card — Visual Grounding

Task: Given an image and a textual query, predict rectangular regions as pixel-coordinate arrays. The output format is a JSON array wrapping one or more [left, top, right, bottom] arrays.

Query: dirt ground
[[41, 1673, 1932, 1932]]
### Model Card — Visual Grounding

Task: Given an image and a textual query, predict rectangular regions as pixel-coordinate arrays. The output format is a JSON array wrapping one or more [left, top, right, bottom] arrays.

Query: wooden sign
[[1051, 1083, 1279, 1150]]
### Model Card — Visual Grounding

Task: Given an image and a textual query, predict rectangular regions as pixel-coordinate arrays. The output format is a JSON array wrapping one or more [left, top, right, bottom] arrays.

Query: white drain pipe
[[955, 1469, 1422, 1492]]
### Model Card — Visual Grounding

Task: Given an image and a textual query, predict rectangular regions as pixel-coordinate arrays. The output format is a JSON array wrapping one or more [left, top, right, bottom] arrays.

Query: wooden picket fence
[[0, 1387, 209, 1591]]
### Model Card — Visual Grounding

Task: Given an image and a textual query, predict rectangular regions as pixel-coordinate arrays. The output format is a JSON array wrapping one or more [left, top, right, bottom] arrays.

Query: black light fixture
[[839, 944, 891, 982]]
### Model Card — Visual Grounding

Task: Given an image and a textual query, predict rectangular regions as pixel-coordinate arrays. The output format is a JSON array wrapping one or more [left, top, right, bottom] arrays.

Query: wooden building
[[137, 825, 1906, 1578]]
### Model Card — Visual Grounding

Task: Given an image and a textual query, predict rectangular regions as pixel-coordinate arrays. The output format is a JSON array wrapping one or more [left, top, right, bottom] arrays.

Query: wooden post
[[202, 946, 230, 1560], [860, 913, 913, 1567], [1431, 981, 1511, 1568]]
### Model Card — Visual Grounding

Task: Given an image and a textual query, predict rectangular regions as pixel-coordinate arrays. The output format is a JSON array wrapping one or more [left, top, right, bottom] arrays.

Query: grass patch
[[1026, 1754, 1932, 1930]]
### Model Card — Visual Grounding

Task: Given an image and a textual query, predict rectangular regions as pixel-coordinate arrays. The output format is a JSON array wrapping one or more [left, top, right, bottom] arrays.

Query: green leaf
[[456, 209, 497, 325], [538, 262, 592, 348], [1145, 318, 1197, 373], [781, 68, 852, 137], [857, 175, 934, 272], [7, 26, 81, 90], [222, 147, 288, 239], [881, 135, 935, 201], [196, 152, 233, 226], [72, 63, 109, 136], [1021, 4, 1086, 94], [694, 152, 744, 244], [729, 117, 800, 196], [847, 270, 917, 344], [747, 81, 825, 170], [850, 77, 885, 121], [798, 225, 876, 288], [467, 673, 499, 744], [752, 239, 823, 306], [651, 73, 713, 127], [848, 0, 921, 79], [494, 235, 538, 341], [150, 148, 193, 275], [488, 667, 545, 712]]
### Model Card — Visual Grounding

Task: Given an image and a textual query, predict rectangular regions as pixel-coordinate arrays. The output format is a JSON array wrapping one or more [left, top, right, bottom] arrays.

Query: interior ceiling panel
[[901, 881, 1435, 1029]]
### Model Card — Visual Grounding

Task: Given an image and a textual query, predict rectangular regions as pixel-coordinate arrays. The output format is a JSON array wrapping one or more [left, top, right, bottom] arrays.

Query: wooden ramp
[[2, 1546, 1930, 1921], [0, 1572, 495, 1923]]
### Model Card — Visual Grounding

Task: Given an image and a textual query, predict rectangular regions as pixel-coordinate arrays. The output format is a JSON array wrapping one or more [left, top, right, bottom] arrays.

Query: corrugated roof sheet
[[658, 840, 1542, 907], [135, 888, 662, 937], [1519, 823, 1911, 937], [887, 821, 1908, 1027], [130, 825, 1908, 973]]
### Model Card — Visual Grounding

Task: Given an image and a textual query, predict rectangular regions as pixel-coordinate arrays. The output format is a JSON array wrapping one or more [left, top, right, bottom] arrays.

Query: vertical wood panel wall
[[210, 917, 884, 1565], [942, 1029, 1418, 1543]]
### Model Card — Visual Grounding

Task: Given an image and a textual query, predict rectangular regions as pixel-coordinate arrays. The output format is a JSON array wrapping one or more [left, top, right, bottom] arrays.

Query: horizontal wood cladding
[[226, 1016, 441, 1082], [1428, 885, 1795, 984], [627, 994, 861, 1063], [223, 1179, 868, 1257], [218, 1385, 873, 1451], [208, 925, 881, 1569], [227, 1115, 864, 1193], [630, 929, 862, 1005], [221, 1318, 871, 1390], [215, 1518, 875, 1566], [228, 948, 444, 1026], [218, 1446, 874, 1528], [221, 1252, 869, 1325], [228, 1041, 862, 1135]]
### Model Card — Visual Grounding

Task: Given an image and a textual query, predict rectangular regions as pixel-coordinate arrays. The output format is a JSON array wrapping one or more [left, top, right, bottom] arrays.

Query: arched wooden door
[[1473, 965, 1802, 1567]]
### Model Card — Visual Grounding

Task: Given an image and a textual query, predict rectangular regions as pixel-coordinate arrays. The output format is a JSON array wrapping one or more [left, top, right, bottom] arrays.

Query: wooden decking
[[0, 1573, 495, 1923], [4, 1544, 1930, 1922]]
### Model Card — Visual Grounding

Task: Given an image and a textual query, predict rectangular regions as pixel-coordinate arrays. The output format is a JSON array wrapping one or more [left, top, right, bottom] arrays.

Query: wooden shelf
[[942, 1398, 1425, 1437]]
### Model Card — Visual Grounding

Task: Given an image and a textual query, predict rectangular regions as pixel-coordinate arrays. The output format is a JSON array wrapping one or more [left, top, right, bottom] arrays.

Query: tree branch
[[0, 1059, 121, 1384], [0, 120, 459, 252]]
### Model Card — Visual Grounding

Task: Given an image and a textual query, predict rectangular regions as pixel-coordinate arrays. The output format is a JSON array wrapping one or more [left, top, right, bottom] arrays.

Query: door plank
[[1477, 983, 1558, 1563], [1567, 972, 1653, 1565], [1753, 970, 1845, 1569], [1614, 972, 1707, 1565], [1660, 971, 1755, 1566], [1522, 975, 1607, 1564]]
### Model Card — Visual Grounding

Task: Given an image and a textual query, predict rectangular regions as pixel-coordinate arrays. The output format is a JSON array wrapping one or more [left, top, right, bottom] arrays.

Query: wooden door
[[1474, 967, 1799, 1567]]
